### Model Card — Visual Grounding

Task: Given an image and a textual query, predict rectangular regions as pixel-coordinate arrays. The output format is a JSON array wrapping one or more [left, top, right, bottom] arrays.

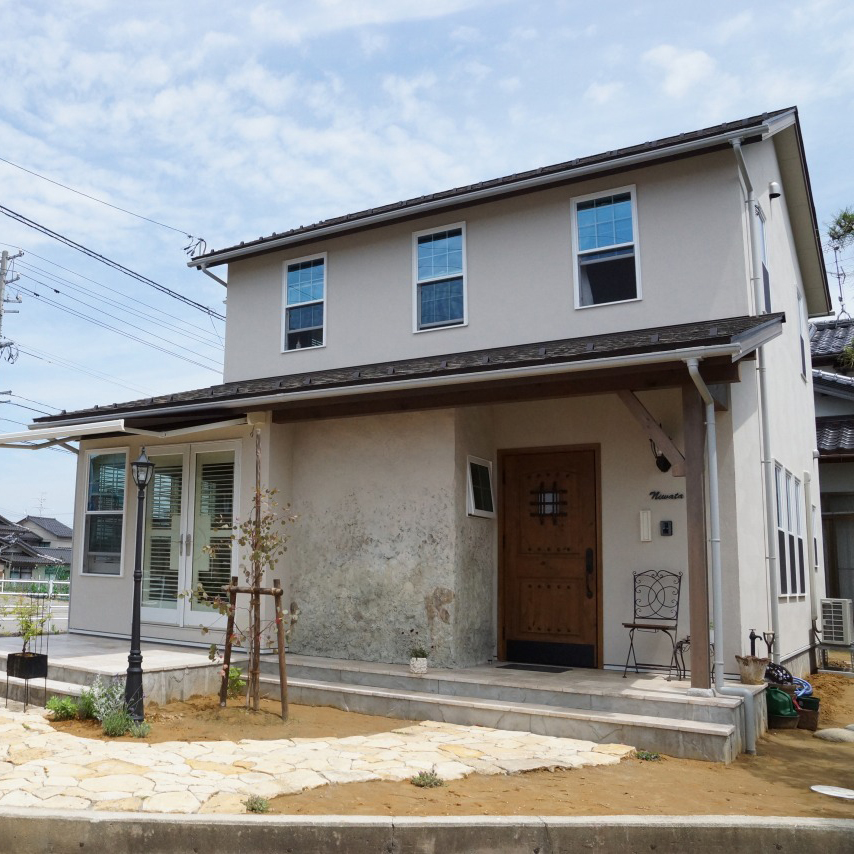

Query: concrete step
[[260, 657, 743, 727], [260, 674, 737, 762], [2, 673, 82, 708]]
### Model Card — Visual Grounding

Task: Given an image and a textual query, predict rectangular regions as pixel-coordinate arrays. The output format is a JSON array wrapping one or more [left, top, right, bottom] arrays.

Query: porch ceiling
[[22, 313, 782, 431]]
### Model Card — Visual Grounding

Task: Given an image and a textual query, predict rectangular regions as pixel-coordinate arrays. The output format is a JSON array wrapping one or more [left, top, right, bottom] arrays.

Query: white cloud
[[712, 11, 753, 44], [498, 76, 521, 94], [584, 81, 623, 105], [642, 45, 719, 98]]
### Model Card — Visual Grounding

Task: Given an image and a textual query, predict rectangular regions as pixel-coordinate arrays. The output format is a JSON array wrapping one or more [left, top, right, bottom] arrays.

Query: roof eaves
[[191, 110, 791, 271]]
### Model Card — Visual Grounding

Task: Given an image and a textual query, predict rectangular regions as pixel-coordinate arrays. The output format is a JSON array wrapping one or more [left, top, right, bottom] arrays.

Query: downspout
[[687, 357, 757, 754], [732, 138, 781, 664], [804, 471, 820, 672]]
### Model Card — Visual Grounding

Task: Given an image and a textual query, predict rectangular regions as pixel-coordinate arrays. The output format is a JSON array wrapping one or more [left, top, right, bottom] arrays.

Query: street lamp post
[[126, 447, 154, 722]]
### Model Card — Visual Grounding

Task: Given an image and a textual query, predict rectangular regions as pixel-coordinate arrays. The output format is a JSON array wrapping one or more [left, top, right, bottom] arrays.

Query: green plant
[[45, 696, 78, 721], [410, 646, 428, 659], [90, 676, 126, 722], [77, 687, 97, 720], [129, 720, 151, 738], [243, 794, 270, 813], [101, 708, 133, 737], [7, 599, 50, 653], [410, 769, 444, 788], [636, 750, 661, 761], [226, 666, 246, 699]]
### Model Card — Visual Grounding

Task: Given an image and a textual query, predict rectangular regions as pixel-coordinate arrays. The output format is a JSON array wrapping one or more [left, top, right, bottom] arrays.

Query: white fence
[[0, 579, 70, 635]]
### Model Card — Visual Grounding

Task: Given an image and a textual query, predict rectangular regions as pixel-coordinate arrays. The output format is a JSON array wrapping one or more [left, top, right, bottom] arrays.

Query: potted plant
[[5, 599, 49, 680], [734, 654, 769, 685], [409, 645, 429, 675]]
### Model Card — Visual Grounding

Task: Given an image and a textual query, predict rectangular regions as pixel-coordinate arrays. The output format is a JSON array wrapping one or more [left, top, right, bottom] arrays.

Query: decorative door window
[[530, 481, 568, 524]]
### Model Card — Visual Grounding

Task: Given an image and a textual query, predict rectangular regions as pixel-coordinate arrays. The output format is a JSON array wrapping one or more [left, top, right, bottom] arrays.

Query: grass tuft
[[410, 769, 444, 788]]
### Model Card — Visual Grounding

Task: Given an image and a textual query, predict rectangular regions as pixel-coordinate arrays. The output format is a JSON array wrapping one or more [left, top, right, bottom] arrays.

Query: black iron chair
[[622, 569, 683, 680]]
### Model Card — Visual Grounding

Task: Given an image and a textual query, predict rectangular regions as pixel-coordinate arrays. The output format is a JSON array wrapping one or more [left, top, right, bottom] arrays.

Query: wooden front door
[[501, 448, 599, 667]]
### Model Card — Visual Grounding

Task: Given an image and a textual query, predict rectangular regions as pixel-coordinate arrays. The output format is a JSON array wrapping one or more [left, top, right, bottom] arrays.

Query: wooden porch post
[[682, 383, 711, 689]]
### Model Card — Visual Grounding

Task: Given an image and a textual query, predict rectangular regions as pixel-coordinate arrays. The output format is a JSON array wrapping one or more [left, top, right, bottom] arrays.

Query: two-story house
[[1, 107, 829, 693]]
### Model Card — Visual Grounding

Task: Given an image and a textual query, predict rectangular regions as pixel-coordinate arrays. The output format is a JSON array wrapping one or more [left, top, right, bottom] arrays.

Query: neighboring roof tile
[[34, 313, 783, 426], [192, 109, 793, 266], [18, 516, 73, 539], [817, 416, 854, 455], [810, 318, 854, 359], [812, 369, 854, 394]]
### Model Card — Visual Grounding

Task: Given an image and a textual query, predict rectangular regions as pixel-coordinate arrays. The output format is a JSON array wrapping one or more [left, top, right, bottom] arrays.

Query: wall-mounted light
[[769, 181, 782, 200], [650, 438, 671, 472]]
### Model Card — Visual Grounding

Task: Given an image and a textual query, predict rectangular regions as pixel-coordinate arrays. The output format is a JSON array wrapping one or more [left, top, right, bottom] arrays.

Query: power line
[[0, 400, 53, 416], [0, 204, 225, 320], [0, 155, 195, 237], [6, 393, 61, 412], [16, 344, 153, 396], [1, 243, 224, 344], [15, 282, 221, 372], [18, 268, 223, 355]]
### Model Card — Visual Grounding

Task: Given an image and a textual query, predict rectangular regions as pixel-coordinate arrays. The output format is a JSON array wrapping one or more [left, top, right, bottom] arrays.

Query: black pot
[[6, 652, 48, 680]]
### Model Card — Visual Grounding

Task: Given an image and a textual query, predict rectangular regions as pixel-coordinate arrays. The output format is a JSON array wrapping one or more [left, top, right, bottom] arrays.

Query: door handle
[[585, 548, 595, 599], [185, 533, 193, 553], [178, 534, 184, 556]]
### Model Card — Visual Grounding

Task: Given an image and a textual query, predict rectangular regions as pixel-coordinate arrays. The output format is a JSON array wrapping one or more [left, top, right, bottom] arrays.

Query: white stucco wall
[[730, 141, 826, 665], [815, 394, 854, 417], [222, 149, 750, 383]]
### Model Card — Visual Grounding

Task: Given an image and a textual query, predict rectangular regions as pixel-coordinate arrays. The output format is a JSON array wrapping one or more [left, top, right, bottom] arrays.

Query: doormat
[[498, 664, 572, 673]]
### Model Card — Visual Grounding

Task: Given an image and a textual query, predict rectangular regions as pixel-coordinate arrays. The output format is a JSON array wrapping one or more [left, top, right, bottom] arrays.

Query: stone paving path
[[0, 705, 634, 814]]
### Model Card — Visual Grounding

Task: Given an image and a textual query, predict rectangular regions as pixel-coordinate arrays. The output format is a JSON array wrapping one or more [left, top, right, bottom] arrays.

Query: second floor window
[[573, 187, 640, 307], [414, 224, 466, 330], [284, 255, 325, 350]]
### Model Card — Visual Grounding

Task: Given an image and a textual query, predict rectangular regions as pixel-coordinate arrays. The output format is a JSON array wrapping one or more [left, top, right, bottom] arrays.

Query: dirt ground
[[270, 672, 854, 819], [51, 695, 411, 742], [48, 673, 854, 819]]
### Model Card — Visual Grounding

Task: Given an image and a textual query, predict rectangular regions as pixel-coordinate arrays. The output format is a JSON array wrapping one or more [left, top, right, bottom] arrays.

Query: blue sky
[[1, 0, 853, 523]]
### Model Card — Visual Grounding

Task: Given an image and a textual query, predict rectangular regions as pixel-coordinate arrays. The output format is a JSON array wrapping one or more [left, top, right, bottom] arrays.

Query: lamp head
[[131, 447, 155, 489]]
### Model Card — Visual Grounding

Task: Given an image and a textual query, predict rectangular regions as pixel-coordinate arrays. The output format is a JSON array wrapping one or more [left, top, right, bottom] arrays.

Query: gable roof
[[190, 106, 829, 317], [28, 313, 783, 430], [191, 108, 796, 271], [0, 515, 29, 537], [17, 516, 73, 539]]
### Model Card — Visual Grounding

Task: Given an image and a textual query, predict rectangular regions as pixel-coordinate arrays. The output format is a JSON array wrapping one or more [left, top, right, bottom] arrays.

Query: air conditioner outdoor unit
[[821, 598, 854, 645]]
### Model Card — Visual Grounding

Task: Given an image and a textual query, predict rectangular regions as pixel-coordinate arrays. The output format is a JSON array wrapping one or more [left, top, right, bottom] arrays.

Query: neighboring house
[[810, 318, 854, 602], [0, 107, 830, 686], [17, 516, 73, 550], [0, 514, 69, 580]]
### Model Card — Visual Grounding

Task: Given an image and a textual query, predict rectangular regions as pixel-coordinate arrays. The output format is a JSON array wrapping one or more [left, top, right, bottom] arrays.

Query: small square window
[[573, 188, 641, 308], [467, 456, 495, 518], [284, 255, 325, 350], [413, 224, 466, 331]]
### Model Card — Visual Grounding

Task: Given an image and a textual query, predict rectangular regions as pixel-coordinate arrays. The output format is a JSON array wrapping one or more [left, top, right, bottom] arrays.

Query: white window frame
[[775, 463, 806, 598], [572, 184, 642, 310], [466, 455, 495, 519], [281, 251, 327, 352], [79, 447, 129, 578], [412, 222, 468, 333]]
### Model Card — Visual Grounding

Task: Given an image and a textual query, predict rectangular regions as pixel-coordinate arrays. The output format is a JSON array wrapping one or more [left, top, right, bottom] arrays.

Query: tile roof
[[34, 313, 784, 426], [18, 516, 73, 539], [191, 108, 794, 267], [812, 369, 854, 395], [810, 318, 854, 360], [817, 416, 854, 455]]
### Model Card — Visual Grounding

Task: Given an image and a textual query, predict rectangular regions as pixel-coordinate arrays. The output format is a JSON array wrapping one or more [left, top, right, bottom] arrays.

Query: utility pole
[[0, 249, 23, 354]]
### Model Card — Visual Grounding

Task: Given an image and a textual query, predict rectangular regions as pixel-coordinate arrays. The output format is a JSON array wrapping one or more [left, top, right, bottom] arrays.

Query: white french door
[[141, 442, 239, 629]]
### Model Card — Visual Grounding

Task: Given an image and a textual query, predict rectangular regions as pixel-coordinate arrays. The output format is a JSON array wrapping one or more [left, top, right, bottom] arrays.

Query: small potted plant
[[5, 599, 49, 680], [409, 645, 429, 675]]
